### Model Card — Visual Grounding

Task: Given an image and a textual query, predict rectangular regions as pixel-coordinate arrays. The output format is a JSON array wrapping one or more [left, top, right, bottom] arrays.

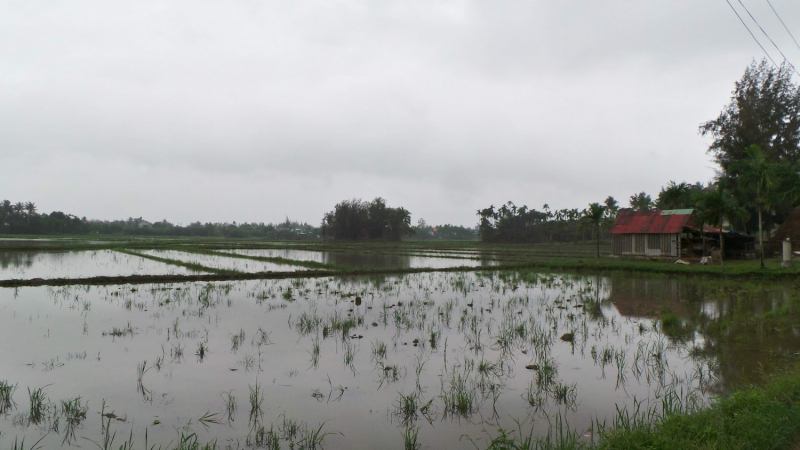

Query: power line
[[765, 0, 800, 53], [736, 0, 800, 76], [725, 0, 779, 68]]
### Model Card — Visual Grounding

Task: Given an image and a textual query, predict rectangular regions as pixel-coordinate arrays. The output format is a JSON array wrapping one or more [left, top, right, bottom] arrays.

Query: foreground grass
[[484, 364, 800, 450], [598, 365, 800, 450]]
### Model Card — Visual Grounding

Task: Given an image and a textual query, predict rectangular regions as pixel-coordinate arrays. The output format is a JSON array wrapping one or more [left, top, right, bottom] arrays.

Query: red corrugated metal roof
[[610, 210, 694, 235]]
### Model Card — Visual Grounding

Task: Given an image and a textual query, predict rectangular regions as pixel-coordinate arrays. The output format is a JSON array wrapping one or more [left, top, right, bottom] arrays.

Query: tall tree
[[581, 202, 608, 258], [24, 202, 37, 225], [604, 196, 619, 217], [657, 181, 697, 210], [693, 184, 749, 266], [629, 192, 654, 211], [700, 59, 800, 183], [730, 145, 779, 268]]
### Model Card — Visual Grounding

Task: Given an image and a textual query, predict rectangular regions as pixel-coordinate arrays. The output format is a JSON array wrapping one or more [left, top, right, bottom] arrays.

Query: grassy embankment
[[485, 364, 800, 449], [115, 249, 240, 275]]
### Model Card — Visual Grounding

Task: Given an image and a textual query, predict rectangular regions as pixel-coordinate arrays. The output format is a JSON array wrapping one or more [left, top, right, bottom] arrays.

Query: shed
[[610, 209, 695, 257]]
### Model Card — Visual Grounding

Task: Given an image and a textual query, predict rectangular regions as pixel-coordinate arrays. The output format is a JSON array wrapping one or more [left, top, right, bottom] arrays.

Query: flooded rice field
[[220, 249, 499, 269], [0, 250, 204, 280], [136, 250, 307, 273], [1, 269, 797, 449]]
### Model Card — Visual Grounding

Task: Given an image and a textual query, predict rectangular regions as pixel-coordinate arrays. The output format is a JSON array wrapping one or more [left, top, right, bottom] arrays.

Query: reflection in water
[[0, 251, 38, 270], [0, 250, 203, 279], [0, 270, 797, 448], [605, 274, 800, 392], [224, 248, 499, 269]]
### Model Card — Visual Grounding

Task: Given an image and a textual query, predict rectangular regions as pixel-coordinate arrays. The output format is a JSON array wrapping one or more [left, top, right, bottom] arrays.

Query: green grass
[[482, 364, 800, 450], [596, 364, 800, 450], [0, 380, 16, 413]]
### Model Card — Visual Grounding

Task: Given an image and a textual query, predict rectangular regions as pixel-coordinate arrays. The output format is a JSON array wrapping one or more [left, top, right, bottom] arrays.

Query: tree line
[[0, 200, 319, 239]]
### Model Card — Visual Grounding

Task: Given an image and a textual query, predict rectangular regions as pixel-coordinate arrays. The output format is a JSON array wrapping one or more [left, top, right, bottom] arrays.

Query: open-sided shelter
[[610, 209, 695, 258]]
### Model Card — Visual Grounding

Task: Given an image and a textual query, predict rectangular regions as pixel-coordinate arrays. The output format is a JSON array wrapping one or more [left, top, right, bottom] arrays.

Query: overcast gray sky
[[3, 1, 800, 226]]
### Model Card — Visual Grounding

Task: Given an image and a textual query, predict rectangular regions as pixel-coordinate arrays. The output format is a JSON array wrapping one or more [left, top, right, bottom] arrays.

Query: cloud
[[2, 0, 798, 225]]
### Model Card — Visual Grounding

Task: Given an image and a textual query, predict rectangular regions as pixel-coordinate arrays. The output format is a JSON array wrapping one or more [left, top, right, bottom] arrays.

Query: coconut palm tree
[[581, 202, 608, 258], [730, 145, 779, 269], [658, 181, 694, 209], [24, 202, 36, 225], [694, 184, 749, 266]]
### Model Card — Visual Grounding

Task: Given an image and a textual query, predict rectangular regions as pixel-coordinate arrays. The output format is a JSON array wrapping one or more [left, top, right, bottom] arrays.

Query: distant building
[[610, 209, 695, 258]]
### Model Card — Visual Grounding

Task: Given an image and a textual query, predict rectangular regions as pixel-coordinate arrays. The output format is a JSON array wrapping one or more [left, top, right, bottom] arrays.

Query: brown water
[[0, 271, 796, 449]]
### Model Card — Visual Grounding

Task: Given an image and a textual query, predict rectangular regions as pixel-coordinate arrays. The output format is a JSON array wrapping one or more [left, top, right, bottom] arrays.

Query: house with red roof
[[610, 209, 695, 258]]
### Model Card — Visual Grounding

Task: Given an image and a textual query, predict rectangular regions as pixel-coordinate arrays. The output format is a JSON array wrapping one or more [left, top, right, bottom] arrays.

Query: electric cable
[[765, 0, 800, 53], [725, 0, 779, 68], [736, 0, 800, 76]]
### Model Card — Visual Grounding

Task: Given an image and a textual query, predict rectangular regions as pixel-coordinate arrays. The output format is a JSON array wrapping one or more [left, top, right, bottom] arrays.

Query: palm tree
[[694, 185, 749, 266], [581, 202, 608, 258], [730, 145, 778, 269], [24, 202, 36, 225], [658, 181, 693, 209], [604, 196, 619, 217], [629, 192, 654, 211]]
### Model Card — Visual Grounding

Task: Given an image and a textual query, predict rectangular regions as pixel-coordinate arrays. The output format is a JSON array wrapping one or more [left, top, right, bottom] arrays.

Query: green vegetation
[[596, 364, 800, 450], [321, 197, 413, 241], [0, 201, 320, 239]]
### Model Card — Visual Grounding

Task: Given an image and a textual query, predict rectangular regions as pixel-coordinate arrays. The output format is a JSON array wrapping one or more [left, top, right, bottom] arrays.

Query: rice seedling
[[309, 338, 321, 368], [8, 435, 47, 450], [221, 391, 237, 423], [250, 423, 280, 450], [343, 341, 357, 368], [393, 391, 420, 425], [249, 382, 263, 422], [240, 354, 256, 371], [296, 311, 321, 335], [231, 328, 245, 352], [0, 380, 17, 414], [196, 342, 209, 362], [535, 358, 558, 391], [255, 327, 273, 346], [379, 363, 401, 388], [551, 382, 578, 408], [28, 386, 48, 425], [137, 360, 149, 384], [173, 432, 217, 450], [60, 396, 88, 444], [61, 396, 88, 426], [315, 374, 344, 403], [299, 421, 335, 450], [402, 427, 421, 450], [279, 414, 300, 441], [372, 340, 388, 360], [171, 343, 185, 362], [197, 411, 222, 428]]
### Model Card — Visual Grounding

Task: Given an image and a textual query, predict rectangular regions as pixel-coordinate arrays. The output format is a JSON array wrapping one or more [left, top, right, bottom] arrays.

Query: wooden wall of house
[[612, 233, 678, 257]]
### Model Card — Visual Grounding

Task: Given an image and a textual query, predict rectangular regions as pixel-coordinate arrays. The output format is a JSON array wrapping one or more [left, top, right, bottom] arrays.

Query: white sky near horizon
[[3, 1, 800, 227]]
